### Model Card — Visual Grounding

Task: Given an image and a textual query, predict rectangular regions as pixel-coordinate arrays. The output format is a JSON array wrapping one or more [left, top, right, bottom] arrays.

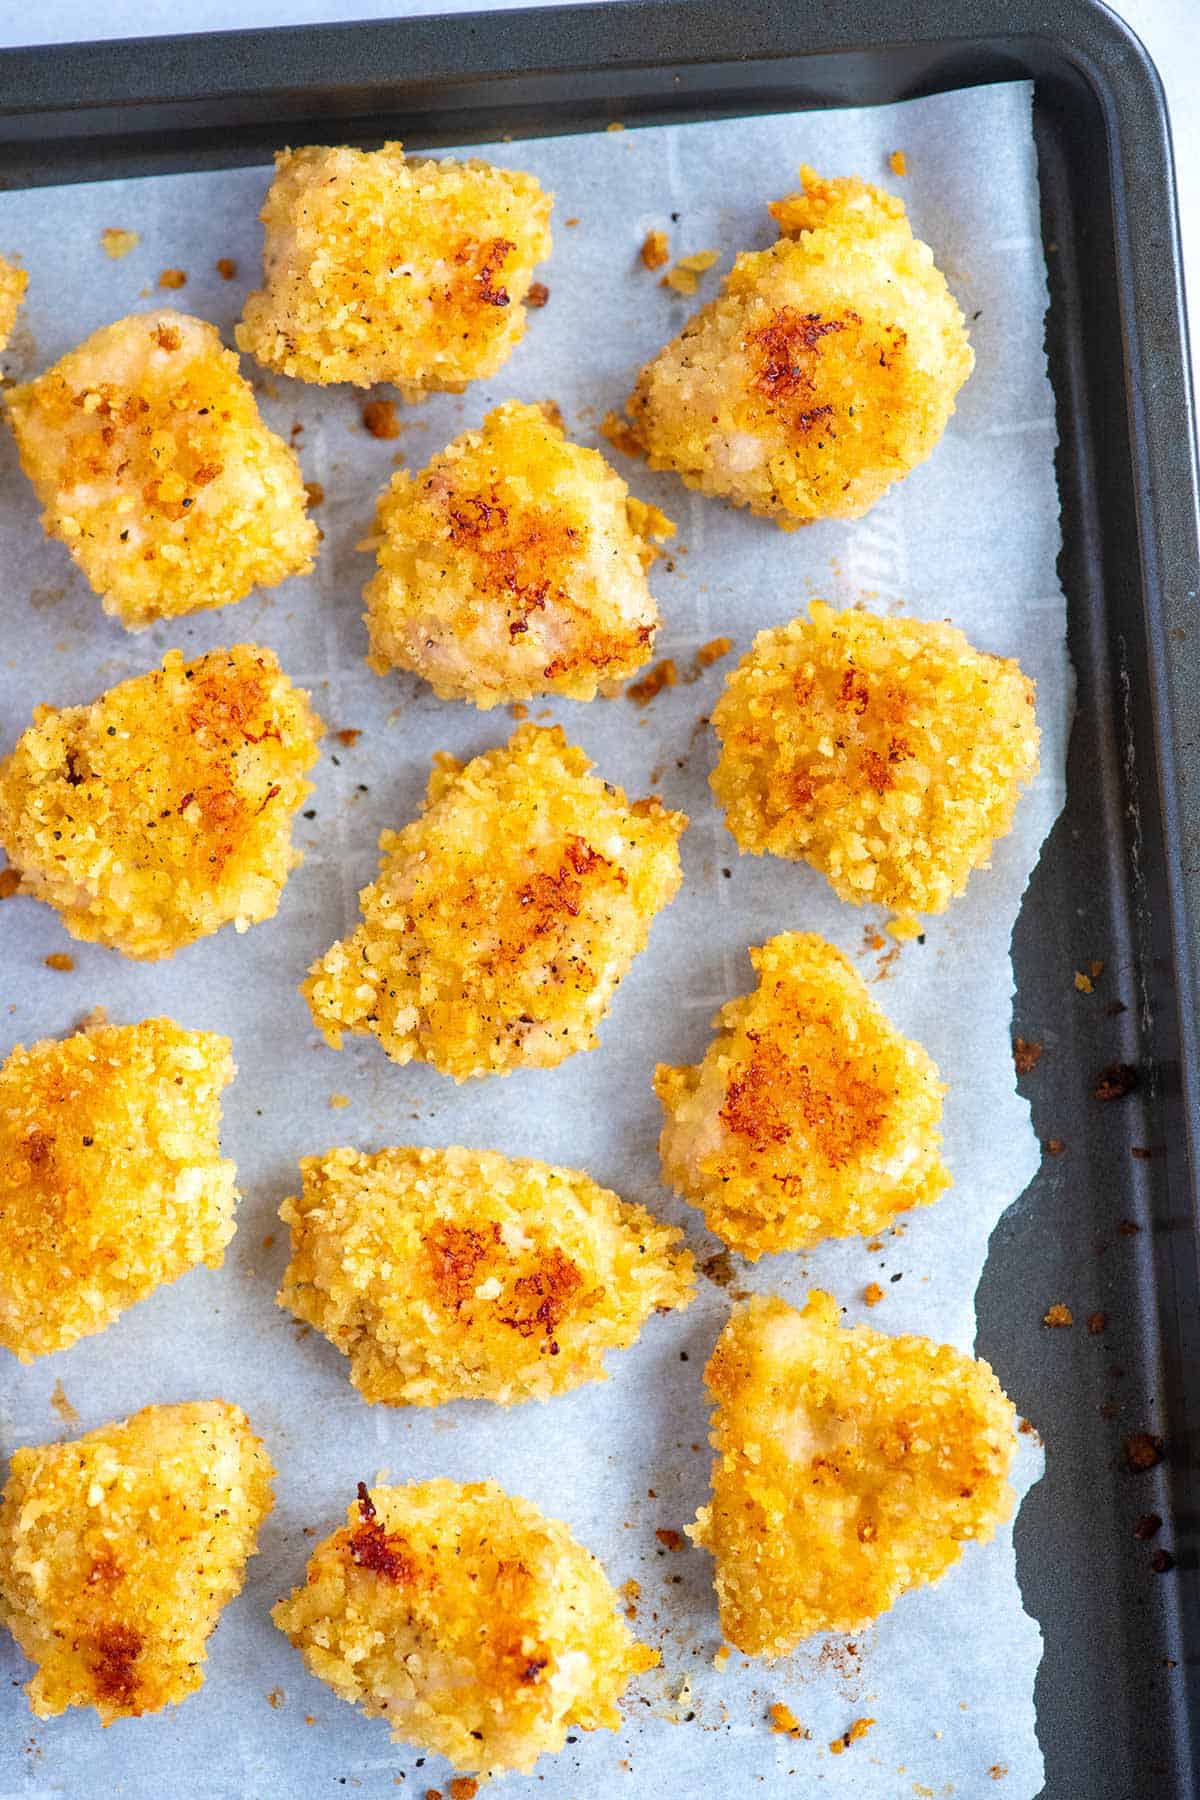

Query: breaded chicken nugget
[[655, 933, 947, 1258], [273, 1479, 655, 1775], [0, 644, 323, 959], [0, 257, 27, 353], [236, 143, 552, 394], [363, 401, 670, 707], [623, 168, 973, 525], [0, 1400, 273, 1721], [6, 312, 316, 629], [711, 602, 1039, 917], [278, 1144, 695, 1405], [303, 724, 685, 1080], [689, 1292, 1017, 1655], [0, 1017, 238, 1360]]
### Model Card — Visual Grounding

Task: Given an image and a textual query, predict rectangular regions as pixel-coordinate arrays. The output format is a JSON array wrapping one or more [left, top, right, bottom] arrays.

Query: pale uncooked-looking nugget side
[[0, 644, 323, 959], [0, 1017, 238, 1360], [655, 932, 948, 1258], [711, 601, 1039, 919], [6, 311, 317, 629], [237, 142, 552, 393], [0, 257, 27, 353], [364, 400, 671, 707], [303, 723, 686, 1080], [273, 1479, 656, 1776], [623, 168, 973, 525], [0, 1401, 274, 1721], [278, 1144, 695, 1404], [689, 1292, 1017, 1656]]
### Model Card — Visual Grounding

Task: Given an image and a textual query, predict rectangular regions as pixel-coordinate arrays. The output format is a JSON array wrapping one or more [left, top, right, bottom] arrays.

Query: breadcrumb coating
[[6, 312, 316, 629], [303, 724, 686, 1080], [236, 142, 552, 393], [689, 1292, 1017, 1654], [710, 602, 1039, 915], [0, 1017, 237, 1360], [278, 1144, 695, 1405], [363, 400, 667, 707], [624, 168, 973, 525], [0, 1400, 274, 1721], [0, 256, 27, 353], [273, 1479, 656, 1775], [655, 932, 947, 1258], [0, 645, 323, 959]]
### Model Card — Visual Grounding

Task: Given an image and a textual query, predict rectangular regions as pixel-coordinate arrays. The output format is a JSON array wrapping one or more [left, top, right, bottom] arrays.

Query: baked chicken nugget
[[689, 1291, 1017, 1655], [711, 602, 1039, 917], [363, 400, 670, 707], [624, 168, 973, 525], [6, 311, 317, 629], [273, 1479, 656, 1776], [0, 1400, 274, 1721], [278, 1144, 695, 1405], [655, 933, 947, 1258], [0, 256, 27, 353], [304, 723, 686, 1079], [0, 644, 323, 959], [236, 142, 552, 393], [0, 1017, 238, 1361]]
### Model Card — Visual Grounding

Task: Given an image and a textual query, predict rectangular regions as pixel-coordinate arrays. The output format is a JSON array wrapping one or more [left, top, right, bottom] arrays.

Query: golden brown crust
[[655, 933, 948, 1257], [0, 1401, 274, 1720], [0, 644, 323, 959], [0, 256, 27, 354], [0, 1017, 238, 1359], [689, 1292, 1017, 1654], [272, 1479, 656, 1775], [303, 724, 686, 1079], [623, 167, 973, 525], [278, 1144, 694, 1404], [236, 143, 552, 392], [710, 601, 1039, 915], [363, 401, 666, 707], [6, 312, 316, 628]]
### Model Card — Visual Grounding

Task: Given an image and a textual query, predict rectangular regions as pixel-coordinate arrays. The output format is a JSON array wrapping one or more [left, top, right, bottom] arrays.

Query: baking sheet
[[0, 81, 1065, 1799]]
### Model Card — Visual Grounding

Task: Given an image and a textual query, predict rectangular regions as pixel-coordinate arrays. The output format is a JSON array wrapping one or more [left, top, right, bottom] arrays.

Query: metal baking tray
[[1, 2, 1197, 1793]]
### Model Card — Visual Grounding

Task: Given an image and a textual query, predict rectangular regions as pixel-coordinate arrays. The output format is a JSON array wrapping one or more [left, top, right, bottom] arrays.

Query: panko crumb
[[661, 249, 719, 296], [890, 150, 908, 176], [0, 256, 28, 354], [277, 1144, 694, 1405], [711, 602, 1039, 915], [830, 1716, 875, 1754], [696, 636, 733, 667], [655, 933, 948, 1258], [237, 142, 552, 393], [864, 1281, 885, 1306], [0, 1018, 237, 1360], [272, 1479, 656, 1776], [44, 952, 75, 972], [1043, 1303, 1073, 1328], [641, 230, 670, 270], [215, 257, 238, 281], [6, 312, 317, 629], [158, 268, 187, 289], [0, 644, 322, 960], [100, 228, 139, 260], [363, 401, 665, 708], [363, 399, 402, 439], [303, 724, 685, 1080], [769, 1701, 809, 1738], [689, 1291, 1017, 1654], [0, 1401, 273, 1721], [625, 166, 972, 525], [627, 658, 677, 705]]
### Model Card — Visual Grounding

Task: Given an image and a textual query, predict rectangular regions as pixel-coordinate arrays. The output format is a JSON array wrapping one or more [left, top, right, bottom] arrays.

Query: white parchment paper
[[0, 81, 1064, 1800]]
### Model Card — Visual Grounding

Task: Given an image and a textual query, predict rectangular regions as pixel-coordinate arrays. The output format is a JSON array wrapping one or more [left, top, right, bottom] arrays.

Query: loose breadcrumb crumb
[[830, 1716, 875, 1753], [101, 228, 139, 260], [215, 257, 238, 280], [601, 410, 645, 459], [0, 1401, 273, 1720], [711, 602, 1039, 915], [890, 150, 908, 176], [689, 1291, 1017, 1654], [864, 1282, 885, 1306], [43, 952, 75, 972], [278, 1144, 694, 1405], [655, 933, 948, 1258], [1043, 1304, 1073, 1328], [641, 230, 670, 271], [237, 142, 552, 393], [696, 636, 733, 667], [363, 401, 665, 707], [625, 167, 972, 524], [363, 399, 402, 440], [527, 281, 550, 308], [6, 312, 317, 629], [0, 1018, 237, 1360], [158, 268, 187, 289], [303, 724, 685, 1079], [0, 257, 28, 354], [272, 1479, 656, 1775], [627, 658, 677, 705], [769, 1701, 809, 1738], [0, 644, 323, 959], [661, 249, 719, 296]]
